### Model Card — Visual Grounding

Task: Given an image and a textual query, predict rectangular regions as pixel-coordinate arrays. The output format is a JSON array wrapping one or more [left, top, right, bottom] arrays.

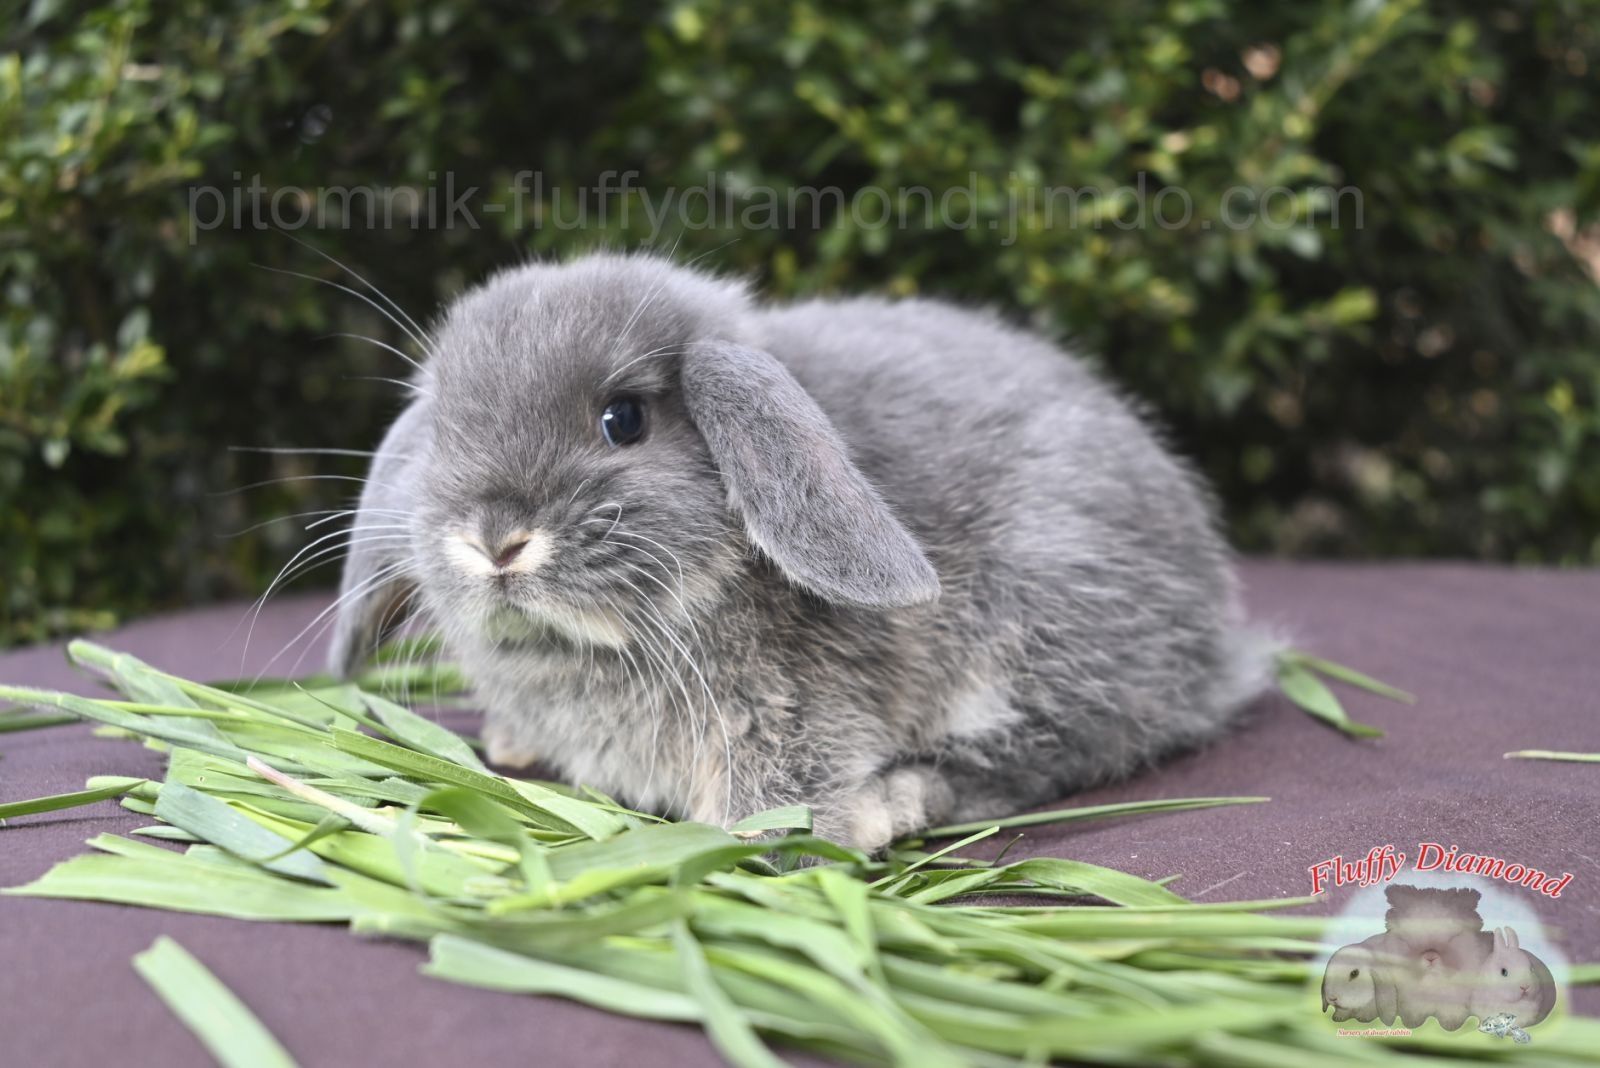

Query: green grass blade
[[903, 868, 1005, 904], [0, 778, 147, 820], [692, 892, 870, 979], [69, 641, 200, 709], [357, 661, 471, 697], [1281, 649, 1416, 703], [131, 825, 204, 843], [329, 728, 619, 837], [917, 796, 1267, 839], [6, 852, 360, 921], [424, 934, 703, 1020], [371, 632, 447, 665], [504, 777, 631, 840], [874, 826, 997, 892], [986, 893, 1322, 914], [132, 936, 298, 1068], [729, 805, 814, 835], [253, 812, 353, 863], [153, 780, 332, 884], [0, 709, 78, 732], [813, 866, 877, 973], [1505, 749, 1600, 763], [419, 786, 553, 894], [999, 857, 1190, 907], [673, 918, 788, 1068], [87, 831, 199, 859], [0, 684, 259, 765], [362, 692, 488, 772], [547, 821, 741, 882], [237, 804, 491, 899], [490, 823, 746, 910], [1274, 660, 1384, 737], [482, 892, 693, 952], [244, 757, 399, 836], [706, 941, 964, 1068], [999, 909, 1329, 940]]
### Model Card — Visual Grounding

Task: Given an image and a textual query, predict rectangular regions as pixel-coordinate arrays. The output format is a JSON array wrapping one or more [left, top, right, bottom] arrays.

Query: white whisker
[[239, 528, 412, 671], [320, 332, 427, 375], [228, 446, 391, 459], [224, 508, 360, 538], [346, 375, 435, 399], [256, 558, 415, 684], [613, 569, 733, 821], [286, 235, 436, 356], [216, 473, 402, 496], [600, 343, 692, 387], [305, 507, 411, 531], [256, 260, 433, 358]]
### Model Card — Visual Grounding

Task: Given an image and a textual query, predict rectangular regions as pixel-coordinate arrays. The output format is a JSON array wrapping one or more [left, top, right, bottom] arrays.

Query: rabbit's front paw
[[816, 766, 950, 854], [483, 720, 540, 769]]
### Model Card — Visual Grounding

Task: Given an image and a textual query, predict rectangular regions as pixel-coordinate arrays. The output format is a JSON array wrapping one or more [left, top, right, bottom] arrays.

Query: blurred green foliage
[[3, 0, 1599, 645]]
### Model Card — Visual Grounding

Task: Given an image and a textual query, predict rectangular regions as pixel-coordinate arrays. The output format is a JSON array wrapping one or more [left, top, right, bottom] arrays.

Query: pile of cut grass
[[1, 640, 1593, 1067]]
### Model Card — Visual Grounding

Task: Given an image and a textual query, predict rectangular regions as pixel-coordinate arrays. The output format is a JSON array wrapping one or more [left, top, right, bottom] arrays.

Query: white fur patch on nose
[[448, 529, 553, 577]]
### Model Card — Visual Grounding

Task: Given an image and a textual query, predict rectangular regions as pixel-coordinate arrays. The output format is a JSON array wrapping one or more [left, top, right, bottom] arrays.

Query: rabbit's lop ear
[[682, 340, 940, 609], [327, 398, 430, 678]]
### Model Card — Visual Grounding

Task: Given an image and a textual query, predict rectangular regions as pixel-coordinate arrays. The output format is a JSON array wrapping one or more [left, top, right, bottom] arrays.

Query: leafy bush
[[3, 0, 1599, 646]]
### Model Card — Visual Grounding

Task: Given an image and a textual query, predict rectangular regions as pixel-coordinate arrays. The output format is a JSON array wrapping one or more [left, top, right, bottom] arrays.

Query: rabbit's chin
[[477, 596, 631, 650]]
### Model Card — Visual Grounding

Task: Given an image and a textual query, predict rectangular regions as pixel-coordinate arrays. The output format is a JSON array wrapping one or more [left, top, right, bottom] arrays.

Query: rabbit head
[[1322, 945, 1380, 1021], [327, 254, 938, 678], [1468, 926, 1554, 1026]]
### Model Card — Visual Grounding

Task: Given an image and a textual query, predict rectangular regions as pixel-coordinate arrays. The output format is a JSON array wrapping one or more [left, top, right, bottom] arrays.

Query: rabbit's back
[[754, 296, 1221, 565], [755, 296, 1266, 812]]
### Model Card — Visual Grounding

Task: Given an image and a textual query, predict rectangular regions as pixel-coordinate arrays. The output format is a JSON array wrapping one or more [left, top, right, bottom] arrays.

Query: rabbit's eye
[[600, 397, 646, 447], [1501, 967, 1509, 977], [1349, 968, 1360, 980]]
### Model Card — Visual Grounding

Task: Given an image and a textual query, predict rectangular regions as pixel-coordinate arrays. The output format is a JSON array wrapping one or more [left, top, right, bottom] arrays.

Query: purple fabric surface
[[1, 561, 1596, 1066]]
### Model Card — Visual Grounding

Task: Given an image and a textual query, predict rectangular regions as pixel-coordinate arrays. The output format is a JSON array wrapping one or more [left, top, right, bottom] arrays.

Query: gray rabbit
[[329, 253, 1275, 850]]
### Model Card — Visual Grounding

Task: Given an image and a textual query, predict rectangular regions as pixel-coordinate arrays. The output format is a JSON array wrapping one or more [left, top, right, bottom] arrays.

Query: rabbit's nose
[[491, 538, 529, 569], [453, 524, 549, 579]]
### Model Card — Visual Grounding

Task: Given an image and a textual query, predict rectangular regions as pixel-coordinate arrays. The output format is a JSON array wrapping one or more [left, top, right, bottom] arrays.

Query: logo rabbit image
[[1319, 884, 1557, 1036]]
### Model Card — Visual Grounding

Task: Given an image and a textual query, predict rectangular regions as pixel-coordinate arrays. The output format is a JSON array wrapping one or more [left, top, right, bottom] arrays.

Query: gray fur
[[327, 396, 432, 673], [327, 252, 1276, 850]]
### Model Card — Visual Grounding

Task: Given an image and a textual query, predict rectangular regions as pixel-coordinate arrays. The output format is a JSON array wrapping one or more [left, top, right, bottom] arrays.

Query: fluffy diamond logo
[[1318, 883, 1562, 1040]]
